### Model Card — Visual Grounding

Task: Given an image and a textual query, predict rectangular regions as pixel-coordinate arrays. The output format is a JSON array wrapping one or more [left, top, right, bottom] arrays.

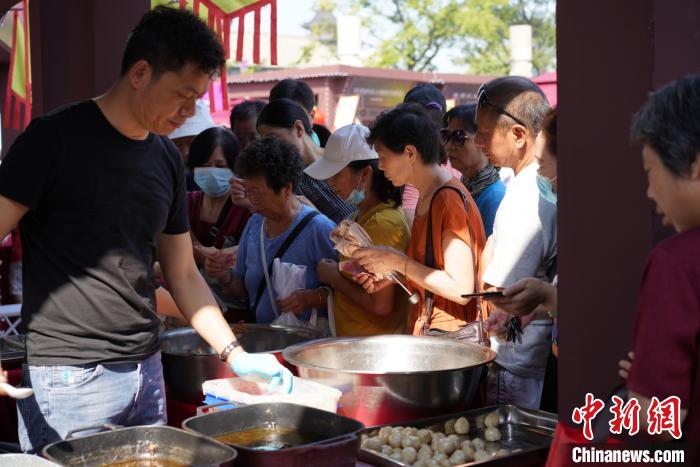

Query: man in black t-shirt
[[0, 7, 291, 453]]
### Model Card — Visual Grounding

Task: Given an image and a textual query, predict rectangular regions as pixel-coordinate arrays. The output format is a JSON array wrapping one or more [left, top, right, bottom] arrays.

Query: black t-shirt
[[0, 100, 189, 365]]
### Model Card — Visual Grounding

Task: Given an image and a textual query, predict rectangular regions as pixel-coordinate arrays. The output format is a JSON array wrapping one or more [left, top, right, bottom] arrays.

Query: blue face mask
[[536, 173, 557, 205], [194, 167, 233, 198], [344, 174, 366, 207]]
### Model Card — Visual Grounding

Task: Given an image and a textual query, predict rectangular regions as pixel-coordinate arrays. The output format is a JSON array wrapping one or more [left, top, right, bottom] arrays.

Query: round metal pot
[[282, 335, 496, 426], [160, 324, 320, 403], [42, 425, 236, 466]]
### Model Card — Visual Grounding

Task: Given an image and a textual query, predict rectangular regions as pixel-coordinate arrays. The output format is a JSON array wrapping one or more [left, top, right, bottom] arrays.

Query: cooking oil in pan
[[103, 460, 189, 467], [214, 424, 324, 450]]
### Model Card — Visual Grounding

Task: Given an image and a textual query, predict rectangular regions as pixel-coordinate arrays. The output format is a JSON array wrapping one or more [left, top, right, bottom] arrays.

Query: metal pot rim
[[282, 335, 496, 375], [41, 425, 237, 464], [160, 324, 321, 356]]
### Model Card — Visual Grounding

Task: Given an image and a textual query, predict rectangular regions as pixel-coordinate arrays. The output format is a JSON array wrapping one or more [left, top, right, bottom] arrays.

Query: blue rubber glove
[[229, 352, 294, 394]]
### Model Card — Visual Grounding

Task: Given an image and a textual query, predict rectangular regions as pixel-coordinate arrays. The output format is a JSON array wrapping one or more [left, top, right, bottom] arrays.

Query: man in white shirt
[[474, 76, 556, 409]]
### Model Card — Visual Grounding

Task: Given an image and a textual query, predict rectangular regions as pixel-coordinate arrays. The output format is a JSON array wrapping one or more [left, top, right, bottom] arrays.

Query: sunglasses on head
[[439, 128, 473, 146], [476, 84, 528, 128]]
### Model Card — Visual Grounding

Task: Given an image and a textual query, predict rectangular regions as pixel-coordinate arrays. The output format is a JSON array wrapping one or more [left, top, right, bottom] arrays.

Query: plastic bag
[[270, 258, 307, 328], [271, 257, 306, 300]]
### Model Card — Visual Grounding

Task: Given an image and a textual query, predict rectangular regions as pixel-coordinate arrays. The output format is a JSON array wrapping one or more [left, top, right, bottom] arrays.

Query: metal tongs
[[387, 271, 420, 305]]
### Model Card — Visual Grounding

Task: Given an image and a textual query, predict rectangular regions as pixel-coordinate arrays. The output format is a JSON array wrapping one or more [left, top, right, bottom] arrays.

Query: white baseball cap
[[168, 100, 217, 139], [304, 124, 378, 180]]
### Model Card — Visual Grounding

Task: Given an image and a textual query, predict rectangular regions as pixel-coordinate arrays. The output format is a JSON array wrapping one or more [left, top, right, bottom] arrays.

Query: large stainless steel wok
[[282, 335, 496, 426], [160, 324, 320, 403]]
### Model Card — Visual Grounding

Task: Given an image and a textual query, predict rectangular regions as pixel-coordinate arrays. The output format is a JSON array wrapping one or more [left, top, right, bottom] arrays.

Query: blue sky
[[277, 0, 314, 36]]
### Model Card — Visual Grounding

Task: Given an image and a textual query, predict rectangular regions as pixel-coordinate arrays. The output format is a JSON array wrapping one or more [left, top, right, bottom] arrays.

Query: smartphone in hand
[[461, 291, 505, 299]]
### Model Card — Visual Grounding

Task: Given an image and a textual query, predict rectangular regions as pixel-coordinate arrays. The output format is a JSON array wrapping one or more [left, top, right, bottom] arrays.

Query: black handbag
[[421, 185, 489, 346]]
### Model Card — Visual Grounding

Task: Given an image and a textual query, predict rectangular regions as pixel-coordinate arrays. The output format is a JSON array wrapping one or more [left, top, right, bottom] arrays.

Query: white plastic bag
[[270, 258, 307, 328], [272, 258, 306, 300]]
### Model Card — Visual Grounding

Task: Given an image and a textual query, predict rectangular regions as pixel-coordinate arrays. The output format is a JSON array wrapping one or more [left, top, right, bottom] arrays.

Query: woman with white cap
[[309, 124, 411, 336]]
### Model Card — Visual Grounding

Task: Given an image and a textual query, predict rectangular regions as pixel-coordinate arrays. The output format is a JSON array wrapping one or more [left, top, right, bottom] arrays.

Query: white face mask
[[344, 173, 366, 206], [194, 167, 233, 198]]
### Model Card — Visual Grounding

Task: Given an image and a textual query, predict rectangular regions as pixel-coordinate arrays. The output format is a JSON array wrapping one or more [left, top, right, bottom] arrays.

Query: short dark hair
[[234, 136, 305, 193], [230, 100, 266, 128], [541, 107, 557, 159], [368, 103, 440, 165], [313, 123, 331, 147], [257, 98, 312, 136], [187, 127, 240, 171], [348, 159, 403, 207], [478, 76, 550, 134], [404, 83, 447, 163], [404, 83, 447, 114], [444, 104, 478, 134], [630, 75, 700, 177], [269, 79, 315, 113], [121, 6, 225, 78]]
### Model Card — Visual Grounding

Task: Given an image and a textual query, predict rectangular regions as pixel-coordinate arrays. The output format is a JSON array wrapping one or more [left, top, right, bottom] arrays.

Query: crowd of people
[[154, 64, 560, 412], [0, 5, 696, 458]]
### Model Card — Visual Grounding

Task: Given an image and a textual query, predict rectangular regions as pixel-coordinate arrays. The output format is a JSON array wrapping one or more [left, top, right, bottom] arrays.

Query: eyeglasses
[[477, 84, 528, 128], [439, 128, 473, 146]]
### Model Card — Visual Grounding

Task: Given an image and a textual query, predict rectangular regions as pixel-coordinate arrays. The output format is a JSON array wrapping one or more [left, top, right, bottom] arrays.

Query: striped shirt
[[297, 173, 355, 224]]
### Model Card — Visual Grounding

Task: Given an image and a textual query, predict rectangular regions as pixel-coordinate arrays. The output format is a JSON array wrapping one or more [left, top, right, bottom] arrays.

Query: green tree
[[298, 0, 338, 64], [351, 0, 468, 72], [349, 0, 555, 74], [459, 0, 556, 75]]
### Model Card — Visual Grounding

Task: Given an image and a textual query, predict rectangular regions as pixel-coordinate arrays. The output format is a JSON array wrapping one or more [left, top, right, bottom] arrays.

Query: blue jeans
[[17, 351, 166, 454]]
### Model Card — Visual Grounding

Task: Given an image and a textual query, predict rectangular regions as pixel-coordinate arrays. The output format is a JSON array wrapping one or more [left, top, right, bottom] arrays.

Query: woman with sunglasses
[[442, 104, 506, 237], [353, 103, 486, 335]]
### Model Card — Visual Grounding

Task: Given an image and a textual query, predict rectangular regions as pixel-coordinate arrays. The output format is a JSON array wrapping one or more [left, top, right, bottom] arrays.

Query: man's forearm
[[167, 267, 238, 357]]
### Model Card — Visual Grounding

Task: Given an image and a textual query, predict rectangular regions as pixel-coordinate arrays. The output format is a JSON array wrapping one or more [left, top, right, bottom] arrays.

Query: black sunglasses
[[439, 128, 473, 146], [477, 84, 528, 128]]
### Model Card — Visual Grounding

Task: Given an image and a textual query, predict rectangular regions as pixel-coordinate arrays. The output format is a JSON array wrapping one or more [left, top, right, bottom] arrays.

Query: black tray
[[359, 405, 556, 466]]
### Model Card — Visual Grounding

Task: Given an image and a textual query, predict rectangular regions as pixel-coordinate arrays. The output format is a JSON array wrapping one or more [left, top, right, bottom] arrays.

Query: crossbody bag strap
[[207, 198, 233, 246], [260, 223, 281, 317], [422, 185, 482, 334], [250, 211, 320, 315]]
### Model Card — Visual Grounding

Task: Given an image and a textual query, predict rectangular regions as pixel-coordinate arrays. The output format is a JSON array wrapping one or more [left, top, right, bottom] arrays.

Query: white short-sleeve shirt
[[484, 163, 557, 379]]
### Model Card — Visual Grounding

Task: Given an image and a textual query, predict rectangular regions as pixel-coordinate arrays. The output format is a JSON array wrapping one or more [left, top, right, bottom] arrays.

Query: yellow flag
[[10, 9, 28, 101]]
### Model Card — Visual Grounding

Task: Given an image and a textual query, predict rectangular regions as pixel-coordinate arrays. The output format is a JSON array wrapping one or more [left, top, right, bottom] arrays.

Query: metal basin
[[282, 335, 496, 426], [161, 324, 321, 403]]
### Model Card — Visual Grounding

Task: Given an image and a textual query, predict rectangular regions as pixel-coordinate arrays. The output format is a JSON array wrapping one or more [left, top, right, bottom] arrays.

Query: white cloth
[[483, 163, 557, 379]]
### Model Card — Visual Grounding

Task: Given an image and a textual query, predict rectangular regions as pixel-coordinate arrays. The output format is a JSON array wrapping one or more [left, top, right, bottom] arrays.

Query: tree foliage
[[459, 0, 556, 74], [351, 0, 467, 72], [298, 0, 338, 64], [348, 0, 555, 74]]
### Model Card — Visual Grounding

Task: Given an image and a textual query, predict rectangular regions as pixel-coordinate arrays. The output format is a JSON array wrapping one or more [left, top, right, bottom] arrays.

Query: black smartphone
[[461, 291, 505, 299]]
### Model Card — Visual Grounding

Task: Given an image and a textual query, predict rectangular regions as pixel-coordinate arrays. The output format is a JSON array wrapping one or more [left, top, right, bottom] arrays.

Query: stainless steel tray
[[358, 405, 556, 466]]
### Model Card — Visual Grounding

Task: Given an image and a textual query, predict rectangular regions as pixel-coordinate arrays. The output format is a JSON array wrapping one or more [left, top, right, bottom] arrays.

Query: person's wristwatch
[[219, 340, 242, 362]]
